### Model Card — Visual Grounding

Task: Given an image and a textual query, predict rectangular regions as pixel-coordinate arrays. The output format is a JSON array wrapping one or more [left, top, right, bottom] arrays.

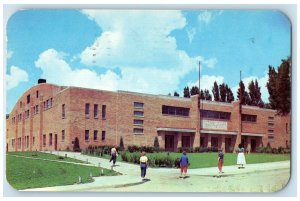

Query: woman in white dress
[[237, 144, 246, 168]]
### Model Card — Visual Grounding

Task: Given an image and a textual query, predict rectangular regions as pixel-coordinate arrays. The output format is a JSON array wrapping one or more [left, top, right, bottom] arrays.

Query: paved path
[[23, 151, 290, 192]]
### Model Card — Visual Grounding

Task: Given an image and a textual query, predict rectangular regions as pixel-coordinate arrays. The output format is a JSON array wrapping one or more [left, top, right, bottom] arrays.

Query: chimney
[[38, 79, 46, 84]]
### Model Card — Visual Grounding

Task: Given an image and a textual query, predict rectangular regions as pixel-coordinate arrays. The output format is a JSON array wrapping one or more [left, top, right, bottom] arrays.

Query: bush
[[119, 137, 125, 151], [127, 145, 140, 153], [153, 137, 160, 152]]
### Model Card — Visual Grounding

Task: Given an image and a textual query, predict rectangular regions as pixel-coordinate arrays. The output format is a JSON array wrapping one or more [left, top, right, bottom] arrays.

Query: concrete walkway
[[23, 151, 291, 192]]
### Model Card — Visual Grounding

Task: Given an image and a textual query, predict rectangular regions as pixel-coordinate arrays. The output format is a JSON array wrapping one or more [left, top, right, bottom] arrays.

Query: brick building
[[6, 80, 290, 153]]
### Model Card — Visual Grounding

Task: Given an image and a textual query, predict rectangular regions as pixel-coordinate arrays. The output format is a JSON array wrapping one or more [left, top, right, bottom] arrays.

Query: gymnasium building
[[6, 80, 290, 153]]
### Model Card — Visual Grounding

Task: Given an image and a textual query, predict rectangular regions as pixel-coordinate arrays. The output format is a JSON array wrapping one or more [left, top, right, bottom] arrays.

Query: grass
[[6, 152, 119, 190], [93, 151, 290, 169], [7, 151, 86, 163]]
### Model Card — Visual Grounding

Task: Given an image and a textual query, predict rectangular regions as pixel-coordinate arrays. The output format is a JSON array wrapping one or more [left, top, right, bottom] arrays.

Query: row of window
[[12, 104, 41, 124], [241, 114, 257, 122], [200, 110, 231, 120], [85, 130, 106, 141], [162, 105, 190, 117], [85, 104, 106, 119]]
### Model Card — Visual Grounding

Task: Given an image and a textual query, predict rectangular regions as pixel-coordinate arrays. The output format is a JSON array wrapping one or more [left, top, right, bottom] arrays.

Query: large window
[[134, 102, 144, 108], [102, 131, 106, 141], [94, 130, 98, 141], [133, 128, 144, 134], [27, 95, 30, 104], [242, 114, 257, 122], [62, 104, 65, 119], [162, 105, 190, 117], [85, 130, 89, 141], [43, 135, 46, 146], [102, 105, 106, 119], [200, 110, 231, 120], [133, 119, 144, 125], [94, 104, 98, 118], [62, 130, 65, 141], [49, 133, 53, 146], [85, 103, 90, 118], [134, 111, 144, 117]]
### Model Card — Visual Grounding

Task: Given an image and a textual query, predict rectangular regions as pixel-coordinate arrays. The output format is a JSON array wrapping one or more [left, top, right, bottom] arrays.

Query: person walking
[[218, 148, 224, 174], [139, 151, 148, 181], [109, 146, 118, 166], [237, 144, 246, 168], [179, 150, 189, 178]]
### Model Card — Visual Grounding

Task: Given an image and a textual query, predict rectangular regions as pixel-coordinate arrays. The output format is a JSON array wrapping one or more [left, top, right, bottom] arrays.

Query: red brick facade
[[6, 82, 291, 153]]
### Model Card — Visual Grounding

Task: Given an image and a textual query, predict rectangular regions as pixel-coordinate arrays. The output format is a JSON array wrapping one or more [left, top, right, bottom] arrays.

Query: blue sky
[[6, 9, 291, 113]]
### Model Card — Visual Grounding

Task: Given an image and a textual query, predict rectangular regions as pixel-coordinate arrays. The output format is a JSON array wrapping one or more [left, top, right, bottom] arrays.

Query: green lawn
[[6, 153, 119, 190], [93, 152, 290, 169], [7, 151, 85, 163]]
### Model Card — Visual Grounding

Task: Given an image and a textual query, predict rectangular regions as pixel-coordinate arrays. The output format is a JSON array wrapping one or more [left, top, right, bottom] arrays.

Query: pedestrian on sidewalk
[[179, 150, 189, 178], [237, 144, 246, 169], [218, 148, 224, 174], [109, 145, 118, 166], [139, 151, 148, 181]]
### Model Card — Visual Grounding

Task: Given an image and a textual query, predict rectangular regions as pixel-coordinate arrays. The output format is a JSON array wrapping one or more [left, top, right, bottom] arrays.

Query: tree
[[190, 86, 200, 96], [247, 79, 263, 107], [212, 81, 220, 101], [183, 86, 190, 98], [119, 136, 124, 151], [73, 137, 81, 152], [204, 89, 212, 101], [225, 84, 235, 103], [219, 83, 227, 102], [153, 136, 160, 152], [173, 91, 180, 97], [266, 57, 291, 115], [237, 80, 251, 105], [199, 89, 205, 100]]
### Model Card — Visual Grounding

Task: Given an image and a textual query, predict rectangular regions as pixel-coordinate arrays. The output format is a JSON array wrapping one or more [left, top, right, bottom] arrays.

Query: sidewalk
[[24, 151, 290, 192]]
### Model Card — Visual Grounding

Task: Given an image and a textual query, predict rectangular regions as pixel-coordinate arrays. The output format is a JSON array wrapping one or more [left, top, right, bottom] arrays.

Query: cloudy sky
[[6, 10, 291, 113]]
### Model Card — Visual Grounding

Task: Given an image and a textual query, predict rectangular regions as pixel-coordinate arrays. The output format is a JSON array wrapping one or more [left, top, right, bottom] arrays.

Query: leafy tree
[[199, 89, 205, 100], [225, 84, 235, 103], [190, 86, 200, 96], [119, 136, 124, 151], [212, 81, 220, 101], [183, 86, 190, 98], [219, 83, 227, 102], [173, 91, 180, 97], [237, 80, 251, 105], [204, 89, 212, 101], [248, 80, 263, 106], [266, 57, 291, 115]]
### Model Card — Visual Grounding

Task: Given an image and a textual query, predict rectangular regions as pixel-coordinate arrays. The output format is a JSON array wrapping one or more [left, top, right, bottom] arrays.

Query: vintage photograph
[[5, 9, 291, 192]]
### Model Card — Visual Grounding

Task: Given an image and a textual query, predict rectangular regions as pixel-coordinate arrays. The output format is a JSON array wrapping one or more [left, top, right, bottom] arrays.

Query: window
[[85, 130, 89, 141], [162, 105, 190, 117], [12, 139, 15, 148], [268, 122, 274, 127], [134, 111, 144, 117], [20, 101, 23, 108], [27, 95, 30, 104], [36, 105, 39, 114], [134, 102, 144, 108], [62, 104, 65, 119], [268, 129, 274, 133], [25, 110, 30, 119], [133, 119, 144, 125], [85, 103, 90, 118], [200, 110, 231, 120], [102, 105, 106, 119], [50, 98, 53, 108], [101, 131, 105, 141], [133, 128, 144, 134], [43, 135, 46, 146], [36, 90, 39, 98], [241, 114, 257, 122], [94, 130, 98, 141], [49, 133, 53, 146], [268, 135, 274, 139], [26, 136, 29, 148], [286, 123, 288, 133], [33, 137, 35, 145], [12, 117, 15, 124], [62, 130, 65, 141], [268, 116, 274, 120], [94, 104, 98, 118]]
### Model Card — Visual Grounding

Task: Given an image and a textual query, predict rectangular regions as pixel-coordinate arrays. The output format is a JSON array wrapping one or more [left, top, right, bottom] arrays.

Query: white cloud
[[232, 74, 269, 102], [188, 75, 225, 93], [198, 10, 212, 25], [35, 49, 120, 91], [187, 28, 196, 43], [203, 58, 218, 68], [7, 50, 13, 59], [6, 66, 29, 90]]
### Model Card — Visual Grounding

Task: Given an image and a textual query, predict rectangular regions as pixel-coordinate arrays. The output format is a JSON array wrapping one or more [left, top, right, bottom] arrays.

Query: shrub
[[119, 136, 125, 151], [153, 137, 160, 152], [127, 145, 140, 153]]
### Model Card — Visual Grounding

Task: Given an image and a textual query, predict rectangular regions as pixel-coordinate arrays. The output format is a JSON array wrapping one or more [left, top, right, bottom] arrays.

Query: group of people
[[109, 144, 247, 180]]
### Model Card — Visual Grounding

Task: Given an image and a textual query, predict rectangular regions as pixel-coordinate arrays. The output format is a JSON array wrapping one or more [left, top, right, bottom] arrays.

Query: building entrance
[[225, 138, 232, 152], [251, 139, 257, 152], [182, 136, 191, 148], [165, 135, 175, 152]]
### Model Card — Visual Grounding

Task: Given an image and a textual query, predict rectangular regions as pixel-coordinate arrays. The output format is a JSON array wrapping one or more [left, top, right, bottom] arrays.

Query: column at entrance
[[207, 134, 211, 148], [177, 133, 182, 148], [221, 135, 225, 152], [246, 136, 251, 153]]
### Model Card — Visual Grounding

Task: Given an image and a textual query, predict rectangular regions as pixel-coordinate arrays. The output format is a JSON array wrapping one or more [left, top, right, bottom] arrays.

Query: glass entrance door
[[165, 135, 175, 152]]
